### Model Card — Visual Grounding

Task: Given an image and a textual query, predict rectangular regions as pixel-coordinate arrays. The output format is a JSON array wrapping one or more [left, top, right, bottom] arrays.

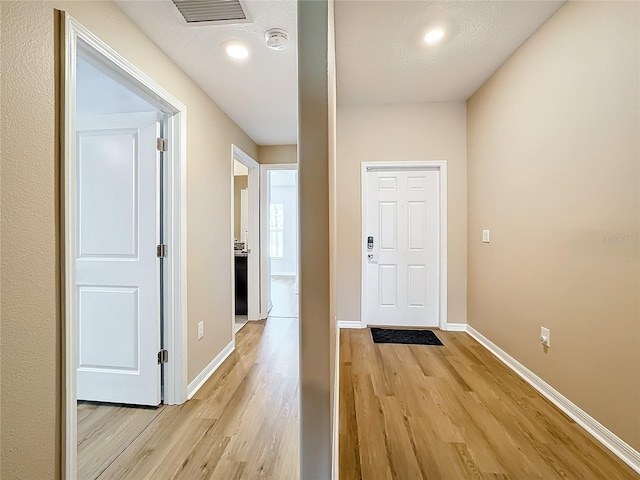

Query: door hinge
[[156, 137, 167, 152], [158, 349, 169, 364], [157, 244, 168, 258]]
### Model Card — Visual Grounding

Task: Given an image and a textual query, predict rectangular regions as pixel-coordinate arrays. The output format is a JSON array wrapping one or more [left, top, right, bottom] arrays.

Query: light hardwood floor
[[339, 328, 639, 480], [78, 317, 299, 480]]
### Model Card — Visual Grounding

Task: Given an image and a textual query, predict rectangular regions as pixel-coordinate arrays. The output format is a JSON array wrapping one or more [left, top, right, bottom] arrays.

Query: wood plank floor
[[78, 317, 299, 480], [339, 328, 639, 480]]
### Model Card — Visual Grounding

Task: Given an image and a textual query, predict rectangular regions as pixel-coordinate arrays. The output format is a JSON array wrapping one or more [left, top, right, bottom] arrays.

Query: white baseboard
[[332, 318, 340, 480], [337, 320, 363, 329], [444, 323, 467, 332], [466, 325, 640, 475], [187, 340, 235, 399]]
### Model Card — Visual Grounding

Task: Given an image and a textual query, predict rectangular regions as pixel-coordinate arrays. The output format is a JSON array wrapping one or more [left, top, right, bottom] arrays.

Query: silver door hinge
[[156, 137, 167, 152], [157, 244, 168, 258], [158, 349, 169, 364]]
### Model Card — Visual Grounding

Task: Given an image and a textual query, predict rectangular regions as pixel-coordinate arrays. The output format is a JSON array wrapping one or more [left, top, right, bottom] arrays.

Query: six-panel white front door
[[76, 112, 162, 405], [364, 168, 440, 327]]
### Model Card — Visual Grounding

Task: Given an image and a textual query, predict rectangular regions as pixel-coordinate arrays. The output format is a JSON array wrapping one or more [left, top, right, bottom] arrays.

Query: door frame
[[231, 145, 261, 321], [360, 161, 448, 330], [260, 163, 299, 317], [62, 14, 188, 479]]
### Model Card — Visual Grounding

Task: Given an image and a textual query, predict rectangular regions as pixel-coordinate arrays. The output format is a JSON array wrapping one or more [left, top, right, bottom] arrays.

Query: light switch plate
[[482, 229, 490, 243], [198, 321, 204, 340], [540, 327, 550, 347]]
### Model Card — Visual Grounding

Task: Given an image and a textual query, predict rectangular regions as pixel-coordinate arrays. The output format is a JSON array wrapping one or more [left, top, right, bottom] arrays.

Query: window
[[270, 203, 284, 258]]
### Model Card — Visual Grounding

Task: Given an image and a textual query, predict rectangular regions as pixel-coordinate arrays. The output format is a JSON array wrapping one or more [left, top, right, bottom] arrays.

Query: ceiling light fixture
[[424, 28, 445, 45], [265, 28, 289, 50], [225, 42, 249, 60]]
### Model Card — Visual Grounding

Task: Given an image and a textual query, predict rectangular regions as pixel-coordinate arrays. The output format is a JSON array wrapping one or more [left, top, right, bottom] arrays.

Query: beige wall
[[257, 144, 297, 164], [467, 0, 639, 450], [299, 0, 332, 476], [336, 102, 468, 325], [1, 2, 256, 477], [233, 175, 248, 240]]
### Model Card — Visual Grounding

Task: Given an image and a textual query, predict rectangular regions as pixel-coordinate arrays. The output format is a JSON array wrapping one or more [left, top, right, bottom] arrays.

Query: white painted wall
[[76, 55, 156, 116]]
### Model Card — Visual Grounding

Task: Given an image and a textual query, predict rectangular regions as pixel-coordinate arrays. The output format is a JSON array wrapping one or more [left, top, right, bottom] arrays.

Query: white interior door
[[364, 168, 440, 327], [76, 111, 162, 405]]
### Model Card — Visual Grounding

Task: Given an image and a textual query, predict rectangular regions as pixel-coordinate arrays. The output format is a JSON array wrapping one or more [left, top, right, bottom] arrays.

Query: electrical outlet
[[540, 326, 550, 347], [198, 321, 204, 340], [482, 229, 490, 243]]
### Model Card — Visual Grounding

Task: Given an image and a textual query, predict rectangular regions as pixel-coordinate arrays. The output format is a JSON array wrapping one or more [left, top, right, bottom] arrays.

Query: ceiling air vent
[[171, 0, 251, 25]]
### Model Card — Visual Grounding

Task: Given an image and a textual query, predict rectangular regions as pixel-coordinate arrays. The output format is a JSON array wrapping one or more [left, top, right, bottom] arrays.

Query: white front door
[[76, 112, 162, 406], [364, 168, 440, 327]]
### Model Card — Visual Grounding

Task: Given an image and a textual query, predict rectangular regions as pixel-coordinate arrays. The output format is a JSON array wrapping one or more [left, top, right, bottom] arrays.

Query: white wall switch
[[540, 326, 550, 347], [198, 321, 204, 340], [482, 229, 490, 243]]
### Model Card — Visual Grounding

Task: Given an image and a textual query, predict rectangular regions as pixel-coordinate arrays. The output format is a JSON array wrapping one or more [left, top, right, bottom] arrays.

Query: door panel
[[77, 129, 139, 258], [76, 112, 161, 406], [365, 168, 440, 327], [78, 286, 139, 371], [379, 202, 397, 250], [407, 265, 426, 307], [408, 201, 426, 250]]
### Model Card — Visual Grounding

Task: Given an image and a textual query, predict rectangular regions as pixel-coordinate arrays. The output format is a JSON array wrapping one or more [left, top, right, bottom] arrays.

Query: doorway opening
[[260, 164, 299, 318], [231, 145, 261, 336], [63, 15, 187, 479]]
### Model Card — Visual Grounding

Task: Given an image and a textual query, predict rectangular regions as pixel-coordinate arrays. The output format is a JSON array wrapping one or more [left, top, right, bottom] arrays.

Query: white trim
[[360, 161, 448, 330], [332, 317, 340, 479], [259, 163, 299, 319], [63, 14, 188, 479], [466, 325, 640, 475], [444, 323, 467, 332], [337, 320, 364, 329], [187, 340, 236, 399], [232, 145, 260, 322]]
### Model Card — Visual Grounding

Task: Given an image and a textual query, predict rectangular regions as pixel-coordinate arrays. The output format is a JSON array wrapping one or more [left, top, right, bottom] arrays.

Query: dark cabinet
[[235, 255, 248, 315]]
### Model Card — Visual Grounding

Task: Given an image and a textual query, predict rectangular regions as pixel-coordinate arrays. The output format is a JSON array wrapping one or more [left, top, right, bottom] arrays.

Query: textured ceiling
[[115, 0, 297, 145], [335, 0, 565, 105], [115, 0, 565, 145]]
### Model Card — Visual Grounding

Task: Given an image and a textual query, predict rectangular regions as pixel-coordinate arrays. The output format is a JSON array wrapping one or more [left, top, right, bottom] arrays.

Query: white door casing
[[76, 112, 161, 405], [240, 188, 249, 244], [65, 15, 188, 479], [363, 164, 445, 328]]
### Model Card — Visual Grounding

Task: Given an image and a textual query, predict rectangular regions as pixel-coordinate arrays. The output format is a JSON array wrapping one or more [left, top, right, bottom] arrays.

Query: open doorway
[[231, 145, 261, 336], [261, 164, 299, 318], [233, 159, 249, 332], [64, 15, 187, 479]]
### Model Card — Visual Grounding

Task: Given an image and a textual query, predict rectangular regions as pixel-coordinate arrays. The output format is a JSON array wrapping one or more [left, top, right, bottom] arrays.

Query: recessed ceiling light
[[424, 28, 445, 45], [225, 42, 249, 60]]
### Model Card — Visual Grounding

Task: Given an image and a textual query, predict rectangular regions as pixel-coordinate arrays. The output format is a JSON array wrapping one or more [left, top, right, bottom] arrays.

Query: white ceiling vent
[[171, 0, 251, 26]]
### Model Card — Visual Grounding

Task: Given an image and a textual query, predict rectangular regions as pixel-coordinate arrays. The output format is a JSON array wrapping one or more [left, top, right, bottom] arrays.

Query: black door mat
[[370, 328, 444, 346]]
